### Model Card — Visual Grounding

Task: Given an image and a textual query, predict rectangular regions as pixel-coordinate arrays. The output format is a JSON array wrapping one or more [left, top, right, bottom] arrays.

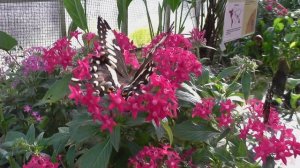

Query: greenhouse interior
[[1, 0, 300, 167]]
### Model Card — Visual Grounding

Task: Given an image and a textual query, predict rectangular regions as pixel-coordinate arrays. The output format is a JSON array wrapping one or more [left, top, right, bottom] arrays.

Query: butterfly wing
[[88, 17, 131, 95], [97, 17, 129, 79]]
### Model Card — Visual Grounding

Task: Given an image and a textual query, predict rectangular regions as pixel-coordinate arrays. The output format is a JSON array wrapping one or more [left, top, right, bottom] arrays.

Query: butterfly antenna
[[167, 22, 175, 33]]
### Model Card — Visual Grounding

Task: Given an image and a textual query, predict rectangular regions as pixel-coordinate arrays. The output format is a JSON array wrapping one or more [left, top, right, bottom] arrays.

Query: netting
[[0, 0, 194, 50]]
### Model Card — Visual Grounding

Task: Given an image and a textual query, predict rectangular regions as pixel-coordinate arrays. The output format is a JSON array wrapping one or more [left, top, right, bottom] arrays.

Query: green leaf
[[70, 124, 100, 143], [287, 78, 300, 90], [284, 33, 296, 42], [212, 146, 234, 164], [48, 133, 70, 157], [63, 0, 88, 31], [165, 0, 181, 12], [274, 22, 285, 32], [35, 74, 72, 106], [173, 121, 220, 142], [217, 66, 238, 79], [26, 124, 35, 144], [162, 120, 173, 145], [78, 139, 112, 168], [291, 93, 300, 109], [0, 31, 18, 51], [66, 146, 76, 168], [4, 131, 26, 142], [110, 126, 121, 152], [241, 72, 251, 100], [237, 141, 247, 157]]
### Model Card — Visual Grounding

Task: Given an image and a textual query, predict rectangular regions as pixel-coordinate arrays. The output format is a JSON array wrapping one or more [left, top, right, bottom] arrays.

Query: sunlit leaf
[[0, 31, 17, 51], [63, 0, 88, 31]]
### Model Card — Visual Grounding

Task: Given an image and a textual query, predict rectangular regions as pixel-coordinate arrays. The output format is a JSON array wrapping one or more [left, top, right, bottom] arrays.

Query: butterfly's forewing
[[88, 17, 131, 95], [97, 17, 129, 79]]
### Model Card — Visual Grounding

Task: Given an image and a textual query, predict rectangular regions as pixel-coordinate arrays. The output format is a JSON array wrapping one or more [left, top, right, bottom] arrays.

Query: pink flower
[[153, 47, 202, 85], [128, 145, 182, 168], [220, 99, 236, 113], [68, 84, 83, 105], [190, 28, 207, 45], [192, 98, 215, 119], [265, 5, 273, 11], [84, 32, 96, 42], [23, 105, 32, 113], [43, 37, 76, 73], [70, 30, 82, 39], [217, 113, 233, 127], [239, 99, 300, 165], [108, 89, 127, 112], [113, 31, 140, 69], [23, 154, 59, 168], [72, 57, 91, 80], [100, 115, 117, 133]]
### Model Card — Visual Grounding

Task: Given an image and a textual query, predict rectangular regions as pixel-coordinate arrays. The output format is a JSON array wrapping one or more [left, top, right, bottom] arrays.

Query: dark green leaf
[[78, 139, 112, 168], [63, 0, 88, 31], [165, 0, 181, 12], [70, 124, 100, 143], [241, 72, 251, 100], [110, 126, 121, 152], [217, 66, 238, 79], [35, 74, 72, 106], [26, 124, 35, 144], [5, 131, 26, 142], [48, 133, 70, 157], [66, 146, 76, 168], [0, 31, 17, 51], [173, 121, 220, 142], [212, 146, 234, 164]]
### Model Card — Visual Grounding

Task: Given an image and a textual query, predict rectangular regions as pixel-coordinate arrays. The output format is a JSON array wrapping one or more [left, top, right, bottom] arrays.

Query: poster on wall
[[222, 0, 258, 43]]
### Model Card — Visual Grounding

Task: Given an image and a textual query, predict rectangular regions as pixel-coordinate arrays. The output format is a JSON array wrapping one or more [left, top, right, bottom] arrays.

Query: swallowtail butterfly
[[72, 16, 172, 98], [263, 59, 289, 123]]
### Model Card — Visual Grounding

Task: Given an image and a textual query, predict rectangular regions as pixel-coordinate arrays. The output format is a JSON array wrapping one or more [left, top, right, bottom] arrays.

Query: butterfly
[[263, 59, 289, 123], [72, 16, 172, 98]]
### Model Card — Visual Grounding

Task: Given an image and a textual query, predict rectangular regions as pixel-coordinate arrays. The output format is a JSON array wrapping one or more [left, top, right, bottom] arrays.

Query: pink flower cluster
[[239, 99, 300, 165], [113, 31, 140, 69], [43, 37, 76, 73], [192, 99, 236, 127], [128, 145, 182, 168], [68, 84, 117, 132], [145, 33, 202, 85], [22, 47, 45, 75], [23, 105, 42, 122], [22, 154, 59, 168], [190, 28, 207, 45], [125, 74, 178, 125], [263, 0, 288, 16]]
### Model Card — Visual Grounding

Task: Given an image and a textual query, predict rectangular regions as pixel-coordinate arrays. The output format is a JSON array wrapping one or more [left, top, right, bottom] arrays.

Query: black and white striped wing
[[89, 17, 131, 95]]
